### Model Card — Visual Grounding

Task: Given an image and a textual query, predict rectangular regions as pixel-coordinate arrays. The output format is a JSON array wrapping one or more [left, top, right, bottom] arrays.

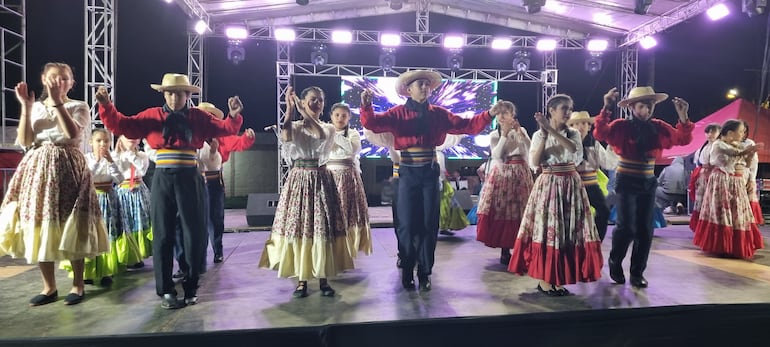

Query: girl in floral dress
[[689, 123, 721, 231], [114, 135, 153, 266], [508, 94, 603, 296], [259, 86, 354, 298], [740, 121, 764, 225], [327, 103, 372, 257], [475, 101, 533, 264]]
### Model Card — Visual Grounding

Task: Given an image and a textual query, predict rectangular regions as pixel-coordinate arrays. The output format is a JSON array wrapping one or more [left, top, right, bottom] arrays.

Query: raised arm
[[96, 86, 157, 139], [359, 89, 399, 133]]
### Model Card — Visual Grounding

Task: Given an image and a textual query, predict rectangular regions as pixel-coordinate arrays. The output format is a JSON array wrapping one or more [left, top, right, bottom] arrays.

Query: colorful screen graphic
[[341, 76, 497, 159]]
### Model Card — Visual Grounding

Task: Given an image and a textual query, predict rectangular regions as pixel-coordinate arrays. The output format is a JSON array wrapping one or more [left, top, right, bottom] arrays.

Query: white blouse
[[697, 142, 715, 168], [281, 120, 336, 166], [743, 138, 759, 182], [24, 100, 90, 148], [709, 140, 744, 174], [328, 128, 362, 172], [489, 128, 530, 166], [436, 134, 464, 180], [529, 128, 583, 170], [197, 141, 223, 172], [115, 150, 150, 178], [87, 152, 123, 184], [364, 129, 400, 164], [577, 142, 617, 172]]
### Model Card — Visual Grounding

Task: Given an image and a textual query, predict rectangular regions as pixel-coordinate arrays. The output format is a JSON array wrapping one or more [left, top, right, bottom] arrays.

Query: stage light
[[585, 52, 603, 76], [332, 30, 353, 44], [639, 36, 657, 49], [634, 0, 654, 15], [707, 3, 730, 20], [446, 49, 463, 72], [523, 0, 546, 14], [743, 0, 767, 17], [275, 28, 296, 41], [227, 41, 245, 65], [194, 20, 209, 35], [296, 0, 309, 5], [491, 38, 513, 50], [543, 1, 567, 14], [587, 39, 608, 52], [380, 33, 401, 47], [389, 0, 403, 10], [379, 48, 396, 72], [164, 0, 173, 3], [593, 13, 613, 26], [536, 38, 557, 51], [443, 35, 464, 49], [225, 26, 248, 40], [311, 44, 328, 66], [512, 50, 530, 75], [727, 88, 739, 99]]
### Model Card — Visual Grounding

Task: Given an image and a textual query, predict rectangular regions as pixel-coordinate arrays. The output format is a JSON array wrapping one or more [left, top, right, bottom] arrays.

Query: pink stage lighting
[[587, 39, 609, 52], [443, 35, 464, 49], [707, 3, 729, 20], [536, 38, 557, 51], [225, 26, 248, 40], [274, 28, 296, 41], [639, 36, 657, 49], [332, 30, 353, 44], [380, 33, 401, 47]]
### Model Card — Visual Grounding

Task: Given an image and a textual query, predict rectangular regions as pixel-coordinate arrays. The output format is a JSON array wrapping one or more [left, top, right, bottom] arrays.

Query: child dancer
[[740, 121, 764, 225], [114, 135, 153, 267], [693, 120, 763, 259], [327, 103, 372, 257], [688, 123, 721, 230], [476, 100, 533, 264], [259, 86, 354, 298], [437, 135, 470, 235], [508, 95, 603, 296]]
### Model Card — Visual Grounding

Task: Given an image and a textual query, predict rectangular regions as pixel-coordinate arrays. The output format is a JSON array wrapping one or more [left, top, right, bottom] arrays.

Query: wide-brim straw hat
[[396, 70, 442, 97], [567, 111, 595, 126], [196, 102, 224, 119], [618, 86, 668, 108], [150, 73, 201, 93]]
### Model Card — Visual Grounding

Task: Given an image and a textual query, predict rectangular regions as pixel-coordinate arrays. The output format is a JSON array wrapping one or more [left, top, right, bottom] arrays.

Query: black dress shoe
[[161, 293, 186, 309], [100, 276, 113, 287], [536, 284, 558, 297], [213, 255, 224, 263], [29, 290, 58, 306], [401, 269, 415, 290], [293, 281, 308, 298], [184, 296, 199, 305], [439, 230, 455, 236], [418, 276, 431, 292], [64, 292, 85, 305], [630, 276, 648, 288], [320, 283, 336, 297], [608, 259, 625, 284]]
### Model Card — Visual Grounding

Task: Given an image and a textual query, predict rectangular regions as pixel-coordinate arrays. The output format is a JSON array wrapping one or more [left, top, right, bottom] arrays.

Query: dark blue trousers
[[609, 173, 657, 277], [174, 175, 209, 275], [206, 177, 225, 257], [397, 164, 440, 277]]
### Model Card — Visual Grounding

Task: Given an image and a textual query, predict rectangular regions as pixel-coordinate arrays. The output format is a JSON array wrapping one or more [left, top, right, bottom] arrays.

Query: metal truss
[[173, 0, 209, 27], [0, 0, 24, 149], [622, 0, 722, 47], [187, 32, 204, 105], [416, 0, 429, 33], [619, 46, 638, 119], [84, 0, 115, 144], [541, 51, 558, 114], [224, 26, 607, 51], [291, 63, 543, 82], [276, 42, 292, 191]]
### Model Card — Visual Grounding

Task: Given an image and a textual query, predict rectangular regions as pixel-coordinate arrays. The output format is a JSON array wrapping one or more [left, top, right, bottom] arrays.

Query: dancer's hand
[[228, 96, 243, 118], [603, 87, 619, 109], [95, 86, 111, 105], [43, 74, 67, 104], [244, 128, 255, 138], [672, 97, 689, 122], [15, 82, 35, 108], [361, 89, 373, 107]]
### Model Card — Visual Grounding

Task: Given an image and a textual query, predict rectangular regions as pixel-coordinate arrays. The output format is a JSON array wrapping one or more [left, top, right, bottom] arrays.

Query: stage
[[1, 207, 770, 346]]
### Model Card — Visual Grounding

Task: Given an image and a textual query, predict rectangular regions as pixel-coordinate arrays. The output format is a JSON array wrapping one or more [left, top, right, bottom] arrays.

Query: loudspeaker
[[453, 190, 474, 211], [246, 193, 280, 227]]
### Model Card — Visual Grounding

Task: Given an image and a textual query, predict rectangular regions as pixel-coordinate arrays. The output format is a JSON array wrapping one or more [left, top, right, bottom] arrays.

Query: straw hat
[[150, 73, 201, 93], [567, 111, 594, 126], [617, 86, 668, 108], [196, 102, 224, 119], [396, 70, 442, 96]]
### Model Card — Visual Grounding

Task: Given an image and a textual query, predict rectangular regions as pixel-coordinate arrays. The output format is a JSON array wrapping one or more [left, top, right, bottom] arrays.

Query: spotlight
[[585, 53, 603, 76], [639, 36, 657, 49], [379, 48, 396, 72], [311, 44, 328, 66], [743, 0, 768, 17], [634, 0, 654, 15], [512, 50, 530, 75], [296, 0, 309, 5], [446, 49, 463, 72], [389, 0, 403, 10], [227, 41, 245, 65], [523, 0, 546, 14]]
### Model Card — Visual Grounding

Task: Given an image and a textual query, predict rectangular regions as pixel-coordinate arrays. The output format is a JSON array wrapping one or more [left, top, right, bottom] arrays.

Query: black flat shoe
[[320, 283, 336, 297], [418, 276, 431, 292], [439, 230, 455, 236], [293, 281, 308, 298], [554, 287, 570, 296], [536, 284, 559, 297], [29, 290, 58, 306], [64, 292, 85, 305], [213, 255, 224, 263], [608, 259, 625, 284], [630, 276, 648, 288], [401, 269, 415, 290], [100, 276, 113, 287], [161, 293, 186, 309]]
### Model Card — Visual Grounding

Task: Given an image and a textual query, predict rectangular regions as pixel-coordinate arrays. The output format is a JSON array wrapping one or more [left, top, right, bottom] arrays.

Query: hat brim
[[396, 70, 442, 97], [197, 106, 224, 119], [617, 93, 668, 108], [150, 84, 201, 94], [567, 117, 595, 126]]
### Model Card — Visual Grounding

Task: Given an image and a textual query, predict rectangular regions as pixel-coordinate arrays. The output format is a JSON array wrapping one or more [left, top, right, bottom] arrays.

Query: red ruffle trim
[[689, 210, 700, 232], [693, 220, 764, 259], [508, 239, 603, 286], [476, 214, 522, 249], [750, 201, 765, 225]]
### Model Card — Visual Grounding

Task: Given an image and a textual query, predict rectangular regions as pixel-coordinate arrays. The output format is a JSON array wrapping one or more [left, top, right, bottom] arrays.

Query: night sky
[[16, 0, 768, 137]]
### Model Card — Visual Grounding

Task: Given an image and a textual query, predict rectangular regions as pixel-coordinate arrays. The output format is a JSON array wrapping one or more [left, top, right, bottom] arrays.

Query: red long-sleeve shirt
[[98, 103, 242, 150], [360, 104, 492, 150], [593, 108, 694, 161], [217, 133, 255, 163]]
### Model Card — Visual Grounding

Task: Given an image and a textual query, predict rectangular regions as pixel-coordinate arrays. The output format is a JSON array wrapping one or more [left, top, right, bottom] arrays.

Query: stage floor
[[1, 208, 769, 339]]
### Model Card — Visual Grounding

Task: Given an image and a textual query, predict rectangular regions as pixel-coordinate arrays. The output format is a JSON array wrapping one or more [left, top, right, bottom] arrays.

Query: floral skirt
[[689, 167, 712, 231], [694, 170, 763, 259], [329, 165, 372, 257], [258, 166, 354, 280], [0, 143, 109, 263], [476, 161, 533, 248], [747, 178, 765, 225], [508, 167, 603, 285], [116, 182, 153, 259]]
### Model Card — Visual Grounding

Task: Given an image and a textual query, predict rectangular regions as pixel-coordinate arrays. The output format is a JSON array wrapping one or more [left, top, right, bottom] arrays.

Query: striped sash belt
[[579, 170, 599, 186], [541, 163, 576, 176], [400, 147, 436, 166], [93, 181, 114, 192], [617, 157, 655, 178], [155, 149, 197, 168]]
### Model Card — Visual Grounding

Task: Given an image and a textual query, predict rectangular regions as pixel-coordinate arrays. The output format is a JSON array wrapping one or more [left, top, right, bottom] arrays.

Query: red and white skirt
[[476, 159, 533, 249]]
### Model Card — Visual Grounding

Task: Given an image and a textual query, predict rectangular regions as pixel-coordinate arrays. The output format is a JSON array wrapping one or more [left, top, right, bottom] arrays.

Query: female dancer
[[689, 123, 721, 231], [114, 135, 153, 266], [740, 121, 764, 225]]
